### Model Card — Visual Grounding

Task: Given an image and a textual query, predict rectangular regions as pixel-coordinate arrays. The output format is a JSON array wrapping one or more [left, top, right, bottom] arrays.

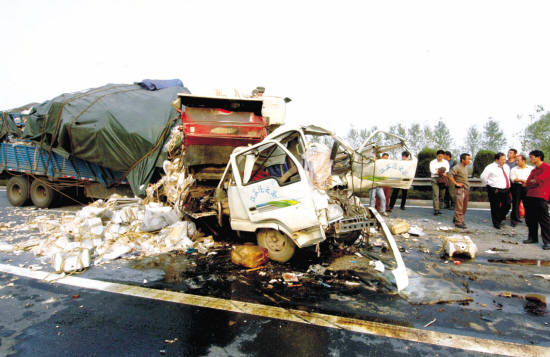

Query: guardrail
[[412, 177, 484, 188]]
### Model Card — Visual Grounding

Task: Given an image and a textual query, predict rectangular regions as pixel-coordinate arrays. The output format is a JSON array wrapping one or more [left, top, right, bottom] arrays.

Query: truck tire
[[30, 179, 60, 208], [257, 229, 296, 263], [7, 176, 32, 207]]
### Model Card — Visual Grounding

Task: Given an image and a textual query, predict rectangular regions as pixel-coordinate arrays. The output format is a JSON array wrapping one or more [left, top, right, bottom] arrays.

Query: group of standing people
[[431, 148, 550, 251]]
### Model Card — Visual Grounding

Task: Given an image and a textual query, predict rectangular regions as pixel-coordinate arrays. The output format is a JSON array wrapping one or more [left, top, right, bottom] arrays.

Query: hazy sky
[[1, 1, 549, 151]]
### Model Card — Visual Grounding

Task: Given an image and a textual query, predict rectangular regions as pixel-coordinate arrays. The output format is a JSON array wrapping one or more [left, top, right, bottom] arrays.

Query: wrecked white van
[[217, 124, 417, 291]]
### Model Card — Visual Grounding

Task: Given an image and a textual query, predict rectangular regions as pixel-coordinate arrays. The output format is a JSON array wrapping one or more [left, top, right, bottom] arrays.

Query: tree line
[[337, 107, 550, 162]]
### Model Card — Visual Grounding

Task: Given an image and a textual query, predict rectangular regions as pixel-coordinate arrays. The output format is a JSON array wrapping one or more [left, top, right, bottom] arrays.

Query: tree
[[462, 125, 483, 159], [406, 123, 423, 156], [432, 118, 453, 150], [416, 148, 437, 178], [482, 118, 507, 153], [415, 123, 436, 154], [521, 107, 550, 160], [345, 124, 361, 149], [472, 150, 495, 178]]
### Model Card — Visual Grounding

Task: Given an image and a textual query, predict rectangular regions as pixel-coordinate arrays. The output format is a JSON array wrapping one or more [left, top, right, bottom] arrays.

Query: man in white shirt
[[510, 154, 533, 227], [480, 152, 512, 229], [430, 150, 450, 215]]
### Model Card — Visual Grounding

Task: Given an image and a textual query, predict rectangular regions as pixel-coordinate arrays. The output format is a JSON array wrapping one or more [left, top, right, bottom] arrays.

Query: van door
[[347, 131, 418, 191], [230, 140, 320, 234]]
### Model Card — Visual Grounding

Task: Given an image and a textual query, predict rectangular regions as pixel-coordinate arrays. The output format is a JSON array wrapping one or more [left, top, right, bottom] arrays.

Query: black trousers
[[389, 188, 408, 209], [524, 196, 550, 244], [510, 183, 528, 225], [487, 186, 511, 227]]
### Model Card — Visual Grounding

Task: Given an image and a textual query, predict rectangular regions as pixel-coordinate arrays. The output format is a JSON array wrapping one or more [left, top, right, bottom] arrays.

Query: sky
[[1, 0, 549, 151]]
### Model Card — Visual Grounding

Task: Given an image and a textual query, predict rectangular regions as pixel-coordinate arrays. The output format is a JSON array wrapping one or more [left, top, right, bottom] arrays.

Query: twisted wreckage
[[1, 84, 417, 290]]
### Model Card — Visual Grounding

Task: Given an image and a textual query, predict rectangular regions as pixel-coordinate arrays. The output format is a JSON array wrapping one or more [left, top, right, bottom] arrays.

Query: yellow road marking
[[0, 264, 548, 357]]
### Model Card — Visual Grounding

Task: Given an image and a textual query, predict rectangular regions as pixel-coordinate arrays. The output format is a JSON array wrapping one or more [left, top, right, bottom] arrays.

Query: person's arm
[[532, 164, 550, 186], [524, 170, 536, 188], [448, 167, 463, 187], [429, 160, 438, 175], [480, 165, 490, 186], [442, 161, 450, 176]]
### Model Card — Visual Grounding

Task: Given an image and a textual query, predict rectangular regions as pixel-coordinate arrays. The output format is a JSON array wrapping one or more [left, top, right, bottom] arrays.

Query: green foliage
[[472, 150, 495, 178], [482, 119, 506, 153], [523, 111, 550, 161], [462, 125, 483, 160], [417, 148, 437, 178], [433, 119, 453, 149]]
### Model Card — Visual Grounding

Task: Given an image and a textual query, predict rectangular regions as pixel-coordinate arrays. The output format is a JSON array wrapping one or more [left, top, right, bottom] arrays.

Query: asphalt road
[[1, 189, 549, 357]]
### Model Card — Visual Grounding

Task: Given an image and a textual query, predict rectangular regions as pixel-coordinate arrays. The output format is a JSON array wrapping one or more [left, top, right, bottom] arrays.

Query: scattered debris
[[534, 274, 550, 280], [308, 264, 328, 275], [424, 318, 437, 327], [501, 240, 519, 245], [282, 273, 299, 283], [370, 260, 385, 272], [386, 219, 410, 235]]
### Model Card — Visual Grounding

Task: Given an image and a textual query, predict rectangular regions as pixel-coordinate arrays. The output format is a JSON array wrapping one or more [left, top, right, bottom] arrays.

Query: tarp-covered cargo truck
[[0, 81, 189, 207]]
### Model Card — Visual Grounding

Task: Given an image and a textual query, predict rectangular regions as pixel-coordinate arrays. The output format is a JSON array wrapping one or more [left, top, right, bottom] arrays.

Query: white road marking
[[0, 264, 547, 357]]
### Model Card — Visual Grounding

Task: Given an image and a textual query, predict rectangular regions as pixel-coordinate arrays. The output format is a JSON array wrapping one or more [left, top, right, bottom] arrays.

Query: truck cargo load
[[20, 82, 189, 195]]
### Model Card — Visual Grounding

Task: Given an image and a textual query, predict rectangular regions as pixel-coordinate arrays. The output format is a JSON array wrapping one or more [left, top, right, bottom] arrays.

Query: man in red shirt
[[522, 150, 550, 250]]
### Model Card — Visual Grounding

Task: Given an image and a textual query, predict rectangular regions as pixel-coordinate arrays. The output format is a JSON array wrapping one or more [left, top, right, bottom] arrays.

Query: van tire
[[257, 229, 296, 263], [30, 179, 60, 208], [7, 176, 32, 207]]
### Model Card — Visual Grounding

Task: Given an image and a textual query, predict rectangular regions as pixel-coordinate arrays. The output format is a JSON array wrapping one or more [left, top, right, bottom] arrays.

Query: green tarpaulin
[[22, 83, 188, 196]]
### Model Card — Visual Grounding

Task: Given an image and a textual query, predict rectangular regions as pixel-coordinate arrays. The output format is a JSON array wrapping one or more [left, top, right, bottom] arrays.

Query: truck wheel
[[336, 231, 361, 246], [6, 176, 32, 207], [257, 229, 296, 263], [30, 180, 60, 208]]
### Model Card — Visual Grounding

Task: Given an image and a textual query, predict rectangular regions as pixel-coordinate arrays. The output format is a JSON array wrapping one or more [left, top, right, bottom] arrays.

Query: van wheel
[[30, 179, 60, 208], [7, 176, 32, 207], [257, 229, 296, 263]]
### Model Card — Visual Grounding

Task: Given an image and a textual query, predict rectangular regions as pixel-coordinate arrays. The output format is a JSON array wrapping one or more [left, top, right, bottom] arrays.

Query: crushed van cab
[[218, 124, 417, 291]]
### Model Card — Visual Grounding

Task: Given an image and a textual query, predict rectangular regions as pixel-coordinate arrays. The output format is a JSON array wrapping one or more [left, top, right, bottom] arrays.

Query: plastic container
[[442, 235, 478, 259], [231, 243, 269, 268]]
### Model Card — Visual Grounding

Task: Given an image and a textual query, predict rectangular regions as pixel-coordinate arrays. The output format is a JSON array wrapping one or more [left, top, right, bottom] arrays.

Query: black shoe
[[523, 238, 538, 244], [452, 218, 456, 223], [456, 224, 467, 229], [518, 220, 523, 223], [500, 221, 506, 227], [434, 210, 438, 216], [543, 244, 550, 250], [386, 208, 393, 213], [400, 207, 405, 210], [493, 225, 501, 230], [511, 222, 517, 227], [448, 206, 455, 210]]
